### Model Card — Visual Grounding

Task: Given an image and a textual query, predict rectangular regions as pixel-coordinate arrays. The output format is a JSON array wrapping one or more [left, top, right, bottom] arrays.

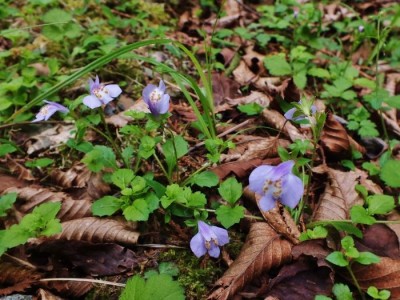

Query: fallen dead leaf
[[2, 156, 36, 181], [0, 261, 42, 296], [208, 222, 292, 300], [312, 165, 364, 221]]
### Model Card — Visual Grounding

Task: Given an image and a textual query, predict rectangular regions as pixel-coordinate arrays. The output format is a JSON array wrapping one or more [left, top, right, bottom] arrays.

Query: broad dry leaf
[[53, 217, 139, 245], [3, 186, 92, 221], [208, 222, 292, 300], [262, 109, 308, 142], [37, 288, 64, 300], [40, 279, 92, 298], [233, 61, 280, 91], [2, 156, 36, 181], [320, 113, 351, 159], [350, 257, 400, 298], [225, 91, 271, 109], [51, 163, 110, 199], [0, 173, 28, 194], [312, 165, 364, 221], [0, 261, 42, 296], [26, 124, 75, 155], [238, 138, 290, 161]]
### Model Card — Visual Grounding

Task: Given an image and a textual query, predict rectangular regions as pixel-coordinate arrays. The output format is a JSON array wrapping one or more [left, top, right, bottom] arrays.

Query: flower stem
[[153, 152, 172, 184], [346, 264, 366, 300]]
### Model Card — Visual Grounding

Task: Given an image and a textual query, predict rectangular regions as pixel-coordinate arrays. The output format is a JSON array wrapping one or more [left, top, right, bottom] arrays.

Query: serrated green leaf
[[112, 169, 135, 190], [332, 283, 354, 300], [0, 193, 17, 217], [92, 196, 122, 216], [162, 135, 189, 174], [0, 144, 17, 156], [380, 160, 400, 188], [120, 275, 146, 300], [293, 71, 307, 89], [326, 251, 348, 266], [355, 251, 380, 265], [237, 103, 263, 116], [367, 195, 395, 215], [215, 205, 244, 228], [188, 171, 219, 187], [331, 222, 363, 238], [353, 78, 376, 89], [218, 177, 242, 205], [123, 199, 150, 221], [264, 54, 292, 76], [350, 205, 376, 225], [42, 8, 72, 23], [81, 145, 117, 172], [307, 67, 330, 78]]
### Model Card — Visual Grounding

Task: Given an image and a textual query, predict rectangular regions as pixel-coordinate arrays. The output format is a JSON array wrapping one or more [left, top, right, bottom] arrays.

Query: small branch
[[40, 278, 125, 287]]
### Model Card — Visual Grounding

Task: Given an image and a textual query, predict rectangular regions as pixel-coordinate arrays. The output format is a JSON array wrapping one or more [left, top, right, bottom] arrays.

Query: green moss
[[159, 249, 224, 300]]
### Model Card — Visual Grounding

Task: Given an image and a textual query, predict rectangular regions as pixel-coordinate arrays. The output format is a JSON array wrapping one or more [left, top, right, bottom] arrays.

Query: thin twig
[[40, 278, 125, 287]]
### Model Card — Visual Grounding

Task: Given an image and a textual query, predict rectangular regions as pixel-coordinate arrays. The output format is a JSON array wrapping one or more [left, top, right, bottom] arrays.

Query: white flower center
[[149, 89, 162, 103], [93, 85, 108, 100], [39, 105, 50, 116], [263, 179, 282, 199]]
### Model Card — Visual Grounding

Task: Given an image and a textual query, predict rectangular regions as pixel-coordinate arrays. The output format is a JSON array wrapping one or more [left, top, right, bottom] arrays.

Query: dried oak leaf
[[349, 257, 400, 298], [52, 217, 139, 245], [50, 163, 110, 200], [0, 261, 42, 296], [312, 165, 365, 221], [208, 222, 292, 300], [3, 186, 92, 221], [29, 240, 139, 276]]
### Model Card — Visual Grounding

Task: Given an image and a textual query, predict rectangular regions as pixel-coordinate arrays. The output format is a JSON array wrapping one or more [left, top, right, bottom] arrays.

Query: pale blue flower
[[249, 160, 304, 212], [284, 100, 317, 122], [83, 75, 122, 109], [190, 221, 229, 258], [142, 80, 170, 116], [33, 100, 69, 122]]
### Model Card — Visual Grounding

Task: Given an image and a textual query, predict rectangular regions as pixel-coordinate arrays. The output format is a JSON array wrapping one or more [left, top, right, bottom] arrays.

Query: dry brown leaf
[[26, 124, 75, 155], [53, 217, 139, 245], [312, 165, 364, 221], [0, 261, 42, 296], [243, 46, 266, 75], [3, 186, 92, 222], [50, 163, 110, 200], [212, 72, 241, 106], [350, 257, 400, 298], [208, 222, 292, 300], [40, 279, 92, 298], [3, 156, 36, 181], [37, 288, 64, 300], [0, 173, 28, 194], [225, 91, 271, 108], [262, 109, 308, 142], [320, 113, 352, 159]]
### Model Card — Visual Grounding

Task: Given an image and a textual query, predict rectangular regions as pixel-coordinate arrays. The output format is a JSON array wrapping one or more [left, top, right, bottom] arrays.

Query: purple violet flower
[[358, 25, 364, 33], [142, 80, 170, 116], [33, 100, 69, 122], [83, 75, 122, 109], [249, 160, 304, 212], [284, 100, 317, 122], [190, 220, 229, 258]]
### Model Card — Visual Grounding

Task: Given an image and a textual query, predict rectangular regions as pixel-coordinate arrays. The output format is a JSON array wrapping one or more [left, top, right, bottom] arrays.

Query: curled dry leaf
[[51, 163, 110, 200], [320, 113, 351, 159], [26, 125, 75, 155], [0, 173, 28, 194], [37, 288, 64, 300], [225, 91, 271, 109], [312, 165, 364, 221], [237, 137, 290, 161], [233, 61, 281, 91], [212, 72, 241, 106], [40, 278, 92, 298], [262, 109, 308, 142], [208, 222, 292, 300], [53, 217, 139, 245], [2, 156, 36, 181], [3, 186, 92, 222], [0, 261, 42, 296]]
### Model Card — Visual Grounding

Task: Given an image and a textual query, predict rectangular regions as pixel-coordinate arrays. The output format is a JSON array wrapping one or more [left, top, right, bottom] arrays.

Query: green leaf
[[315, 296, 332, 300], [218, 177, 242, 205], [92, 196, 122, 216], [188, 171, 219, 187], [162, 135, 189, 174], [293, 71, 307, 90], [187, 192, 207, 208], [362, 162, 380, 176], [123, 199, 150, 221], [0, 193, 17, 217], [331, 222, 362, 238], [112, 169, 135, 190], [380, 160, 400, 188], [264, 54, 292, 76], [139, 136, 156, 159], [366, 195, 395, 215], [215, 205, 245, 228], [299, 226, 328, 241], [42, 8, 72, 23], [0, 144, 17, 156], [25, 158, 54, 168], [367, 286, 390, 300], [326, 251, 348, 267], [332, 283, 354, 300], [307, 67, 330, 78], [81, 145, 117, 172], [32, 201, 61, 223], [350, 205, 376, 225], [158, 262, 179, 277], [120, 275, 146, 300], [237, 103, 263, 116], [385, 95, 400, 109], [353, 78, 376, 89], [355, 251, 380, 265]]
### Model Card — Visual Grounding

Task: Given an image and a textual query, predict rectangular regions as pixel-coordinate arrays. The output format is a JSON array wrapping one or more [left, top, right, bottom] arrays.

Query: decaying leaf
[[320, 113, 351, 159], [225, 91, 271, 109], [233, 61, 281, 91], [51, 163, 110, 200], [2, 156, 36, 181], [212, 72, 241, 106], [208, 222, 292, 300], [3, 186, 92, 221], [237, 137, 290, 161], [262, 109, 308, 142], [37, 288, 64, 300], [312, 165, 364, 221], [0, 173, 28, 194], [26, 124, 75, 155], [29, 240, 139, 276], [40, 278, 92, 298], [52, 217, 139, 245], [0, 261, 42, 296]]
